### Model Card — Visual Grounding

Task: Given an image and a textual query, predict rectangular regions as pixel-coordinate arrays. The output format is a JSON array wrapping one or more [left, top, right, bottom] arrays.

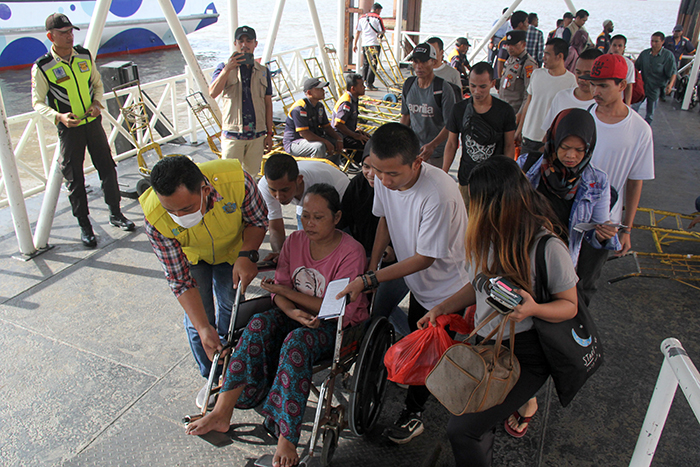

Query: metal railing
[[629, 338, 700, 466], [0, 69, 200, 209], [396, 31, 487, 65], [0, 43, 325, 210]]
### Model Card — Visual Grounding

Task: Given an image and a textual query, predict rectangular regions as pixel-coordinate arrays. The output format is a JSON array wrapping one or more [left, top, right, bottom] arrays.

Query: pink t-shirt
[[275, 230, 369, 326]]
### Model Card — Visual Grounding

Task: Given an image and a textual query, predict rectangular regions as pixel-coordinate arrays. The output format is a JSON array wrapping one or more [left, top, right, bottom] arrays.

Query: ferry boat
[[0, 0, 219, 69]]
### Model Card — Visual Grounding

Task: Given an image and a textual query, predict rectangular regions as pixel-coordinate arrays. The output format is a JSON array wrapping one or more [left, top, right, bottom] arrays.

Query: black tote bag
[[533, 235, 604, 407]]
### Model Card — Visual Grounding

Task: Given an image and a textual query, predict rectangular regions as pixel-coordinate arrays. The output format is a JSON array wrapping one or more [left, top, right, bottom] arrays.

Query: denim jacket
[[518, 154, 621, 268]]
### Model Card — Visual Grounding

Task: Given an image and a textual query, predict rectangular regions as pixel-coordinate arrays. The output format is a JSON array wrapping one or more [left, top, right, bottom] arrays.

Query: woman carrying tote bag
[[417, 156, 578, 467]]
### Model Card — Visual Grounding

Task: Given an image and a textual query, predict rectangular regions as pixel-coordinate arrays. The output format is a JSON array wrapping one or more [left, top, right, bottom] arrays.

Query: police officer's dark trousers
[[58, 115, 121, 219]]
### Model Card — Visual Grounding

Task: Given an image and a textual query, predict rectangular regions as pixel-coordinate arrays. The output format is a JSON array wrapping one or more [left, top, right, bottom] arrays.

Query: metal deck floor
[[1, 98, 699, 467]]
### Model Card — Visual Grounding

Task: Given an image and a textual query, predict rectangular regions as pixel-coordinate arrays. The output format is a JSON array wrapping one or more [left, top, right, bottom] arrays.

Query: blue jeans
[[632, 96, 658, 124], [372, 276, 411, 336], [186, 261, 236, 378]]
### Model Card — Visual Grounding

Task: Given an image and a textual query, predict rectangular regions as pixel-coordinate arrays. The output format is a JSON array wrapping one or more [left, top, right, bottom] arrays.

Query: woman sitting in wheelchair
[[186, 182, 369, 467]]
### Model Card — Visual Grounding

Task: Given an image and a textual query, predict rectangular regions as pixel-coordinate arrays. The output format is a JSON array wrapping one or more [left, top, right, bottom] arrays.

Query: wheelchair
[[183, 280, 394, 467]]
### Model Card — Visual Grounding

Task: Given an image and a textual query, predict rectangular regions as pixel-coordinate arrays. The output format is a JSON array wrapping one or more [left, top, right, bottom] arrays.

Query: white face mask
[[168, 190, 205, 229]]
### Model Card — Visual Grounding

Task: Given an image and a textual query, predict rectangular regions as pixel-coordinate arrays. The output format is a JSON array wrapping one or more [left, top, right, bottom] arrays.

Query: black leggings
[[446, 330, 550, 467]]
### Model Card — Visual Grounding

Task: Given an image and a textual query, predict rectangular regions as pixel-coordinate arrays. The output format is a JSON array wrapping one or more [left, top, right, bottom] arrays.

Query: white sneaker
[[195, 382, 217, 409]]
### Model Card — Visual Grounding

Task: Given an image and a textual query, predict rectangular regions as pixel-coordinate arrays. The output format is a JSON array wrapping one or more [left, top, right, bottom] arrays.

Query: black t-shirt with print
[[447, 96, 516, 185]]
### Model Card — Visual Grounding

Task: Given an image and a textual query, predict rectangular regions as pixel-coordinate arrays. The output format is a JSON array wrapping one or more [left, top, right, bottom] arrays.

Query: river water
[[0, 0, 680, 116]]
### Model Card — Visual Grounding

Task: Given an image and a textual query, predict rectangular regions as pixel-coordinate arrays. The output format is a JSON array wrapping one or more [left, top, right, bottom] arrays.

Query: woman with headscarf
[[506, 108, 620, 439], [518, 107, 620, 268], [564, 29, 590, 73]]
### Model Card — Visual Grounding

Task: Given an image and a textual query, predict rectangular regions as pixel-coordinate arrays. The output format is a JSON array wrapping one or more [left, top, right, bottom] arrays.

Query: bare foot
[[185, 409, 231, 436], [272, 436, 298, 467]]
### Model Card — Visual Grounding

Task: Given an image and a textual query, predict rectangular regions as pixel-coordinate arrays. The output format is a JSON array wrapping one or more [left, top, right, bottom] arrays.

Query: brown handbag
[[425, 310, 521, 415]]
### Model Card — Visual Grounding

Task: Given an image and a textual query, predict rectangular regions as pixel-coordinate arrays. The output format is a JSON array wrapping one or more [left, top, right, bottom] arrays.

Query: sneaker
[[384, 408, 424, 444], [195, 382, 218, 410], [109, 213, 136, 231]]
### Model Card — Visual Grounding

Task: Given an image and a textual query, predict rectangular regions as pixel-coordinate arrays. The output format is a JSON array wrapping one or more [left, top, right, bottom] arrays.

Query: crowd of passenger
[[31, 5, 698, 467]]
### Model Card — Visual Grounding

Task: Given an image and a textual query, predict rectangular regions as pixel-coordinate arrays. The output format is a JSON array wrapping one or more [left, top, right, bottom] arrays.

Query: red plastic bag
[[384, 314, 472, 385]]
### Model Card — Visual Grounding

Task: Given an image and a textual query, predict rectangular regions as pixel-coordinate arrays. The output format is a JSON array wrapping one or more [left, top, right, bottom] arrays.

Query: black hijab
[[540, 108, 597, 200]]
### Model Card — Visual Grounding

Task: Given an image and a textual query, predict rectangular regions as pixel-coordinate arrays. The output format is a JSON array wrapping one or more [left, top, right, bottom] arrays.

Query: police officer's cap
[[45, 13, 79, 31], [504, 30, 526, 45]]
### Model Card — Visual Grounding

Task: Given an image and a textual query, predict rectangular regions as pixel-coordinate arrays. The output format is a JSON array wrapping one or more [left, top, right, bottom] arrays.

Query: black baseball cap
[[409, 43, 437, 62], [504, 30, 526, 45], [235, 26, 256, 41], [45, 13, 79, 31], [456, 37, 471, 47], [303, 77, 329, 92]]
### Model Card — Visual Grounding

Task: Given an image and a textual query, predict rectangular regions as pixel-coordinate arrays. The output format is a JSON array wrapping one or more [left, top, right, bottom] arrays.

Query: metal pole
[[83, 0, 112, 57], [629, 338, 700, 466], [262, 0, 286, 65], [628, 359, 677, 467], [156, 0, 221, 119], [468, 0, 523, 64], [682, 56, 699, 110], [393, 0, 404, 65], [306, 0, 337, 98], [228, 0, 238, 55], [33, 144, 62, 250], [0, 90, 36, 255], [337, 0, 345, 68], [563, 0, 578, 15]]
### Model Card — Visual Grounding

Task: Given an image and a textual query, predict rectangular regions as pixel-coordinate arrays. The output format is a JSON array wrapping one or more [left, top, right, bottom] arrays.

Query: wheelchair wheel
[[136, 178, 152, 197], [348, 316, 394, 437], [320, 427, 338, 466]]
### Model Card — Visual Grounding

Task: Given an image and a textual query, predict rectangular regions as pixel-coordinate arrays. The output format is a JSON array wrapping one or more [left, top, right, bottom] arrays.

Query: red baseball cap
[[580, 54, 628, 80]]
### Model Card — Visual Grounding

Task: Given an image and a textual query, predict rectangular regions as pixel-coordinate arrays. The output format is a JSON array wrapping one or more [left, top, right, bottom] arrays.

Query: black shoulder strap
[[403, 75, 447, 109], [522, 151, 543, 173], [586, 103, 595, 113], [432, 76, 444, 109], [534, 234, 555, 303], [402, 76, 416, 99]]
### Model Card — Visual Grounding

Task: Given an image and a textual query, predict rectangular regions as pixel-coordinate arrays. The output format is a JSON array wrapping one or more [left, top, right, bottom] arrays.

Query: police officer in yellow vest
[[31, 13, 135, 248], [140, 156, 268, 408]]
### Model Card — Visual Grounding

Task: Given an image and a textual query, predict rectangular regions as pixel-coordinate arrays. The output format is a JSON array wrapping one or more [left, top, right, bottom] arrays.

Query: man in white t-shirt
[[578, 53, 654, 304], [339, 122, 469, 445], [541, 48, 602, 131], [353, 3, 385, 91], [516, 38, 577, 155], [258, 153, 349, 255], [610, 34, 637, 105], [426, 36, 462, 89]]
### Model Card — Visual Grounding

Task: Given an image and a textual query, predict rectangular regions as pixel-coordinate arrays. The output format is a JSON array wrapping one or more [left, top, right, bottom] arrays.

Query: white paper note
[[317, 278, 349, 320]]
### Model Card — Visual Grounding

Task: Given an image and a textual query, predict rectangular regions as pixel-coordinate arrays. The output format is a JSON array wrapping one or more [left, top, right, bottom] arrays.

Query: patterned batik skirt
[[221, 308, 336, 444]]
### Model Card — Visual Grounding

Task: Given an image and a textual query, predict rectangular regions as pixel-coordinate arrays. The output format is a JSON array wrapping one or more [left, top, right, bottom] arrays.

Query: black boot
[[78, 217, 97, 248]]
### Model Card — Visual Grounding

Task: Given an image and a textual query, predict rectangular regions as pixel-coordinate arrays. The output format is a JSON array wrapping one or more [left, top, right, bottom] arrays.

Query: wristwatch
[[238, 250, 259, 262]]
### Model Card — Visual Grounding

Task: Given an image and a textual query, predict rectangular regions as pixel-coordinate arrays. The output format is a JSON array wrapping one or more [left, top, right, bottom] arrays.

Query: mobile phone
[[486, 296, 514, 315], [490, 277, 523, 306], [239, 52, 255, 66], [254, 454, 274, 467], [79, 112, 91, 120], [256, 260, 277, 271]]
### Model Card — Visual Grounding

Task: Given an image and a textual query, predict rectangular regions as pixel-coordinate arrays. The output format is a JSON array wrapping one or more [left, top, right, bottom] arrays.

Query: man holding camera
[[209, 26, 274, 176]]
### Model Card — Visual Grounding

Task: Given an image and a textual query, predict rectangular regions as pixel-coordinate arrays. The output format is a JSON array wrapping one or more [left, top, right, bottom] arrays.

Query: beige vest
[[221, 62, 269, 134]]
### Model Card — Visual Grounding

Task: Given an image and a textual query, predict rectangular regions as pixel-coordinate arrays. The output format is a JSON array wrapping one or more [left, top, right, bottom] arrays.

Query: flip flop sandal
[[504, 409, 536, 438]]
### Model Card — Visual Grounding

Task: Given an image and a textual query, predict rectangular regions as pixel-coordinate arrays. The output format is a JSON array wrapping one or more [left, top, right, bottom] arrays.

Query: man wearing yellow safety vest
[[140, 156, 268, 409], [31, 13, 135, 248]]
